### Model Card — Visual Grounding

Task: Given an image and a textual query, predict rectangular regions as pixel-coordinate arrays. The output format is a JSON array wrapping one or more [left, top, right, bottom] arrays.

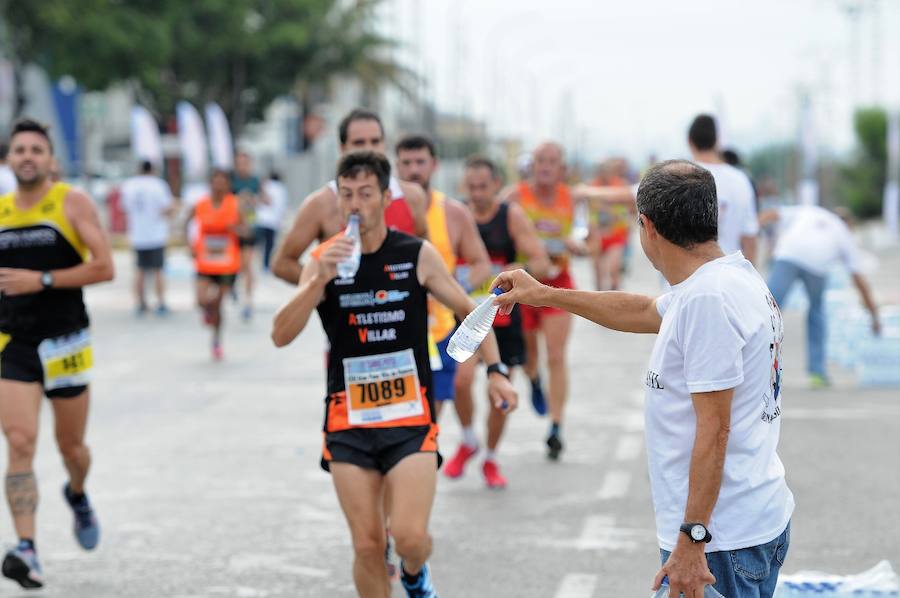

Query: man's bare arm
[[450, 200, 491, 289], [57, 190, 115, 287], [399, 181, 429, 239], [271, 188, 329, 285], [851, 272, 881, 334]]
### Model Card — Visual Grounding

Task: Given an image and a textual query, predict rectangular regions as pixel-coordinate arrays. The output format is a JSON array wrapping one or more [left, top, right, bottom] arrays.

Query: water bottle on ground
[[446, 288, 503, 362], [336, 214, 361, 280]]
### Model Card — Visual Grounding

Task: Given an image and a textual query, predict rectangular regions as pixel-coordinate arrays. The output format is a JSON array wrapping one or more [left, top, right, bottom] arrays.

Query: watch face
[[691, 525, 706, 541]]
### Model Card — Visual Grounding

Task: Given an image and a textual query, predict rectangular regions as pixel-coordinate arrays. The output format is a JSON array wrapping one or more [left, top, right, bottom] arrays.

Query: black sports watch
[[40, 271, 54, 290], [680, 522, 712, 543], [486, 362, 510, 380]]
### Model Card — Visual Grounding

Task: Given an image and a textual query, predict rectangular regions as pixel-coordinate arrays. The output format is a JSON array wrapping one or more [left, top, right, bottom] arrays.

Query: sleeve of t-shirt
[[739, 174, 759, 236], [159, 180, 173, 208], [655, 292, 673, 317], [679, 293, 746, 393], [836, 223, 862, 273]]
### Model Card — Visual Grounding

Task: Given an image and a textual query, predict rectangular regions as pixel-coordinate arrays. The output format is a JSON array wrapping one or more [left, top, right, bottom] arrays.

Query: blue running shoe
[[400, 561, 438, 598], [530, 376, 547, 416], [64, 483, 100, 550], [2, 542, 43, 589]]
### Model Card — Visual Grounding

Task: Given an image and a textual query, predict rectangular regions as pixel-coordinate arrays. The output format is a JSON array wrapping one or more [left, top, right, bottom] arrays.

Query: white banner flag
[[205, 102, 234, 171], [129, 105, 163, 167], [176, 101, 209, 182]]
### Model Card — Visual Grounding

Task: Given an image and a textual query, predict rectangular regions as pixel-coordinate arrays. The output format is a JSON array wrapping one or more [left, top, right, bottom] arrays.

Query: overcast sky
[[382, 0, 900, 164]]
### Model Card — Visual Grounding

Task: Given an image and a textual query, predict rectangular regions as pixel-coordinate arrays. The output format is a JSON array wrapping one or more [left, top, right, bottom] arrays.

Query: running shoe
[[156, 304, 170, 317], [135, 303, 149, 317], [64, 483, 100, 550], [482, 460, 507, 489], [809, 373, 830, 389], [442, 444, 478, 479], [546, 433, 564, 461], [212, 341, 224, 361], [400, 561, 438, 598], [385, 531, 399, 581], [530, 376, 547, 416], [2, 543, 43, 589]]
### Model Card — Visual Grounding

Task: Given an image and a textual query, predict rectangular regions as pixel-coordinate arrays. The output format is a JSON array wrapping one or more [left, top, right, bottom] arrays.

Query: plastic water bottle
[[336, 214, 361, 280], [650, 579, 724, 597], [446, 288, 503, 362], [572, 199, 590, 241]]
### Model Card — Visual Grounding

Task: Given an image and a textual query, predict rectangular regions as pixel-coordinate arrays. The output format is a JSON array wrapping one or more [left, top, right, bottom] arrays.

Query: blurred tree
[[748, 143, 800, 196], [3, 0, 409, 134], [838, 107, 887, 218]]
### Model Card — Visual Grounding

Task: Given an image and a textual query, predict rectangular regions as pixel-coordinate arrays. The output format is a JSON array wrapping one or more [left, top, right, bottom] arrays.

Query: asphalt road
[[1, 240, 898, 598]]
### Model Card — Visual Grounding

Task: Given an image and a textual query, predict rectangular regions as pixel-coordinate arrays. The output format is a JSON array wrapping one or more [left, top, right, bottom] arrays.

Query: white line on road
[[576, 514, 641, 550], [596, 470, 631, 500], [614, 434, 643, 462], [553, 573, 599, 598]]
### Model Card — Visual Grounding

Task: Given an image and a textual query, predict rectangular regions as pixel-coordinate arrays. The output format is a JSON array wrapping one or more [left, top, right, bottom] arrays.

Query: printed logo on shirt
[[357, 327, 398, 343], [339, 290, 410, 309], [348, 310, 406, 326], [761, 292, 784, 423], [388, 271, 410, 281], [645, 369, 665, 390], [384, 262, 414, 273], [0, 228, 57, 250]]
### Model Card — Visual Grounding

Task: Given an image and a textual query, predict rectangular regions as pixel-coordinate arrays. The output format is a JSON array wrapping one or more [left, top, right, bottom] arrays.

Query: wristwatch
[[486, 362, 510, 380], [40, 271, 54, 290], [680, 522, 712, 544]]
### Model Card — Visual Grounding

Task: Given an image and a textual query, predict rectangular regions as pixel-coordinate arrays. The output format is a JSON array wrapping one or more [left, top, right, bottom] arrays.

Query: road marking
[[623, 411, 645, 431], [614, 434, 643, 461], [596, 470, 631, 500], [553, 573, 598, 598], [576, 514, 641, 550]]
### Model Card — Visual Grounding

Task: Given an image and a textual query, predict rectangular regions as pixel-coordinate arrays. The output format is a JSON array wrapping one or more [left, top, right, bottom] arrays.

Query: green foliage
[[4, 0, 407, 130], [747, 143, 799, 193], [839, 107, 888, 219]]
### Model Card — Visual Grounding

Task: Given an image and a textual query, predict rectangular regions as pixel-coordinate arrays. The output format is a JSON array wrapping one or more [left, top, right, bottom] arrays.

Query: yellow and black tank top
[[0, 183, 90, 340]]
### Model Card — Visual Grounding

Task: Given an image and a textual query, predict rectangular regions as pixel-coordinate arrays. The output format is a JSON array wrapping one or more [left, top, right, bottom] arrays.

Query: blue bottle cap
[[491, 287, 503, 296]]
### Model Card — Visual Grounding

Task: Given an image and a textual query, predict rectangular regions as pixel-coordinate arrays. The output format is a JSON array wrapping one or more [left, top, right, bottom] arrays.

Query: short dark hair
[[0, 142, 8, 160], [336, 151, 391, 192], [688, 114, 717, 151], [396, 134, 436, 157], [140, 160, 153, 174], [338, 109, 384, 145], [9, 118, 54, 153], [636, 160, 718, 249], [464, 155, 501, 180], [721, 148, 741, 167]]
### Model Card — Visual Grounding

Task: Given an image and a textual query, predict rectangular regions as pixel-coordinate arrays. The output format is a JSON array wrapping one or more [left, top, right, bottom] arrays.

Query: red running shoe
[[443, 444, 478, 479], [482, 460, 507, 489]]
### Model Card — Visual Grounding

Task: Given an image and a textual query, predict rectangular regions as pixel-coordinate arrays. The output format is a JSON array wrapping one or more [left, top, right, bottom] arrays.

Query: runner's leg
[[331, 462, 390, 598], [386, 452, 437, 575], [0, 380, 42, 539], [452, 357, 477, 432], [51, 390, 91, 494], [606, 244, 625, 290], [543, 312, 572, 426], [134, 266, 146, 311], [154, 269, 166, 309]]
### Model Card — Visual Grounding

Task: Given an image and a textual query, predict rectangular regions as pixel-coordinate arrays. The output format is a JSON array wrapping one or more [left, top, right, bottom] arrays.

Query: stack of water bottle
[[774, 560, 900, 597], [782, 267, 900, 387]]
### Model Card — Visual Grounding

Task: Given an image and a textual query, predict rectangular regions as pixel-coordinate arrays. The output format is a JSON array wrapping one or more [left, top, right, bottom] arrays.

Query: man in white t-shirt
[[0, 142, 17, 196], [688, 114, 759, 263], [120, 161, 175, 315], [256, 172, 288, 272], [493, 160, 793, 598], [761, 204, 880, 387]]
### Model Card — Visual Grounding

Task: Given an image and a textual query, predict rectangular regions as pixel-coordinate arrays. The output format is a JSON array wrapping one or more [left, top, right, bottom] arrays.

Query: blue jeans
[[660, 522, 790, 598], [767, 259, 827, 377]]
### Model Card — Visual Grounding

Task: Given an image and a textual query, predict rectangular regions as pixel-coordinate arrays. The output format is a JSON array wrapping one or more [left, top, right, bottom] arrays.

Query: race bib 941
[[38, 329, 93, 391]]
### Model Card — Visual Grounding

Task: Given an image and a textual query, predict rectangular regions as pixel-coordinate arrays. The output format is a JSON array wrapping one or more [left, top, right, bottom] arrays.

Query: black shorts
[[135, 247, 165, 270], [0, 331, 90, 399], [197, 273, 238, 287], [321, 424, 442, 474], [496, 326, 525, 367], [238, 236, 256, 249]]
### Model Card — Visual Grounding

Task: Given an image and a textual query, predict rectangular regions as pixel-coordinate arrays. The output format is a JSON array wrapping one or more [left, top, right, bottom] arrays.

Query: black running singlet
[[0, 183, 89, 340], [316, 230, 434, 432]]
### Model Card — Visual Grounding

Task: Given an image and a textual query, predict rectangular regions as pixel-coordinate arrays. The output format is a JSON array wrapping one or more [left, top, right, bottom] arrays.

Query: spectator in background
[[588, 158, 634, 291], [230, 151, 266, 320], [688, 115, 759, 264], [761, 204, 880, 388], [120, 161, 176, 315], [256, 172, 287, 271], [0, 142, 17, 195]]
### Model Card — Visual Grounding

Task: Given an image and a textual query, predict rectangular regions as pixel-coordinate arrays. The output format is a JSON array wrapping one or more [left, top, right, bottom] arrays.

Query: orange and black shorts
[[320, 424, 441, 474]]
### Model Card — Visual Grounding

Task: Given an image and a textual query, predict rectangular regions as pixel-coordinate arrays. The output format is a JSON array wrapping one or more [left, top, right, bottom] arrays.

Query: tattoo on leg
[[6, 472, 38, 517]]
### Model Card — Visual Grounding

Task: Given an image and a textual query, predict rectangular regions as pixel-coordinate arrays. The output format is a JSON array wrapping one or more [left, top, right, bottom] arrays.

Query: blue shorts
[[433, 334, 458, 402]]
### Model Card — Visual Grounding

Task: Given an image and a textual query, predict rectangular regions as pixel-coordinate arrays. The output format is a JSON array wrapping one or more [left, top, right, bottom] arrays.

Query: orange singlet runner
[[516, 181, 575, 330], [193, 193, 241, 276]]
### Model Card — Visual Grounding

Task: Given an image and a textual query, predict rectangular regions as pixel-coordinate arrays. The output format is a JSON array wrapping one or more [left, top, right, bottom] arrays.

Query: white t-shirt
[[256, 179, 288, 229], [646, 252, 794, 552], [773, 205, 861, 276], [120, 175, 173, 249], [697, 162, 758, 255], [0, 165, 16, 196]]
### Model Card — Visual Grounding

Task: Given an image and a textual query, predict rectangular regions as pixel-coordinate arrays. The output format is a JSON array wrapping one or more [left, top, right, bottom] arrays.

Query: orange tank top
[[194, 194, 241, 275], [425, 191, 457, 341], [517, 182, 573, 269]]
